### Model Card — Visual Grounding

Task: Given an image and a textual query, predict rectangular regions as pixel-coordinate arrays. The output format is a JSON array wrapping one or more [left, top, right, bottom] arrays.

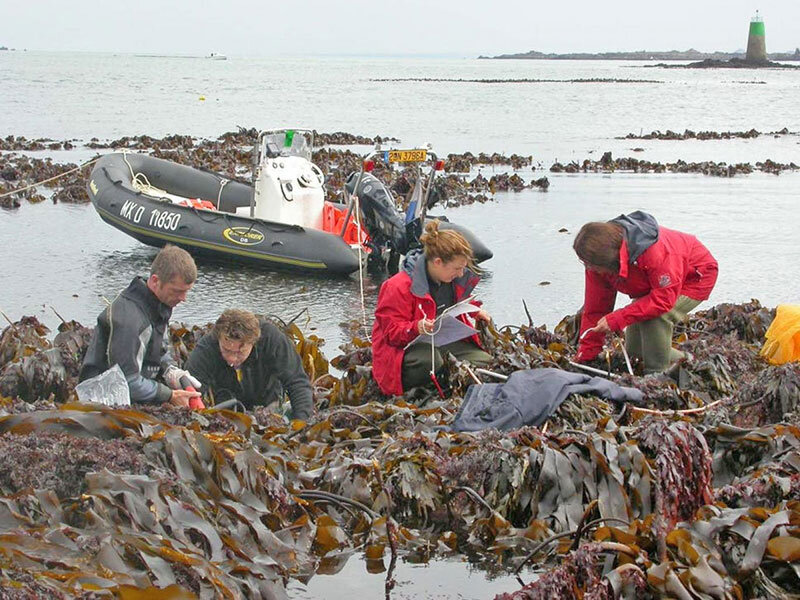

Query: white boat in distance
[[207, 53, 227, 60]]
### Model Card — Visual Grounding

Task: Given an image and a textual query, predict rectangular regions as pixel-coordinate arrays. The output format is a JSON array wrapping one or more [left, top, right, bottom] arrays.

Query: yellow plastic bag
[[760, 304, 800, 365]]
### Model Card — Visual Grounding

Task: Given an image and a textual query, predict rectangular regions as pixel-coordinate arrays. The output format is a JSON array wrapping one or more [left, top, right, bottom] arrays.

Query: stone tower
[[746, 13, 767, 62]]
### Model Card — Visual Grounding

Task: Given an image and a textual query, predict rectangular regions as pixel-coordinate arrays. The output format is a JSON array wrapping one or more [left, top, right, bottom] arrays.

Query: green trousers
[[402, 340, 491, 390], [625, 295, 701, 374]]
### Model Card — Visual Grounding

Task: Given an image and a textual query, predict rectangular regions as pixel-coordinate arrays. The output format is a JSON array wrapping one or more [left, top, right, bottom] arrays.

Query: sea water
[[1, 50, 799, 598], [1, 52, 798, 345]]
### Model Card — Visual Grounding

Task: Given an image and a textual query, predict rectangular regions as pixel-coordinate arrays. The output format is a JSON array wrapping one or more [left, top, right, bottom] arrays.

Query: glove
[[163, 365, 202, 390]]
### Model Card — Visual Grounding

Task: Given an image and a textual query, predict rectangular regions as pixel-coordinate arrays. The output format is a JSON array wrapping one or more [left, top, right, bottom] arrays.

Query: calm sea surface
[[1, 52, 798, 342], [1, 51, 799, 597]]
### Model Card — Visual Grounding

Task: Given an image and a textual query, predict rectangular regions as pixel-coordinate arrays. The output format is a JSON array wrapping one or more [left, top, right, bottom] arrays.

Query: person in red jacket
[[371, 220, 491, 396], [574, 211, 718, 373]]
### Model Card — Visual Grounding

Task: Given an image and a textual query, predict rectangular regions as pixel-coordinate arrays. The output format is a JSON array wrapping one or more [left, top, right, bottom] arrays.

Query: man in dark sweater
[[185, 309, 313, 420], [79, 245, 202, 407]]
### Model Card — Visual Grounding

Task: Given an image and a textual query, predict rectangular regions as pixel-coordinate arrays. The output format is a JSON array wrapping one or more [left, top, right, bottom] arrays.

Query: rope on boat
[[0, 156, 101, 199], [216, 178, 229, 208], [123, 151, 174, 201], [123, 151, 231, 208]]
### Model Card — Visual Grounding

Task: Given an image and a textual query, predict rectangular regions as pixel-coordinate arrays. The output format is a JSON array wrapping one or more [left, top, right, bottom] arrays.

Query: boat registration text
[[387, 149, 427, 163], [120, 201, 181, 231]]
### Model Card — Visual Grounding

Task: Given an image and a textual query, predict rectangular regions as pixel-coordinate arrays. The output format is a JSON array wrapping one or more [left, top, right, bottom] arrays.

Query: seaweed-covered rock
[[0, 347, 70, 402], [635, 420, 713, 528], [0, 316, 51, 368], [0, 302, 797, 598], [680, 299, 776, 343], [735, 364, 800, 426], [496, 544, 647, 600], [0, 431, 147, 498]]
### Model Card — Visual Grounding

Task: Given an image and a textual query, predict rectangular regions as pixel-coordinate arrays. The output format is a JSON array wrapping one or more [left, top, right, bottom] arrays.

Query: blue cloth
[[451, 368, 644, 432]]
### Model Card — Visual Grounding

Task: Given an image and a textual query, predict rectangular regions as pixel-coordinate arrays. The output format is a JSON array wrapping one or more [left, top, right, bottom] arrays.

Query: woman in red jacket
[[574, 211, 718, 373], [371, 221, 491, 396]]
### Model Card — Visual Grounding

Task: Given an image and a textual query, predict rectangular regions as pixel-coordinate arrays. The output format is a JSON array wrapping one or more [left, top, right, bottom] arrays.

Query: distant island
[[479, 48, 800, 61]]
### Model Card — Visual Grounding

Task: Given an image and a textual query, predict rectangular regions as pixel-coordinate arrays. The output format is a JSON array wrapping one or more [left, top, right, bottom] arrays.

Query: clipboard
[[405, 296, 480, 349]]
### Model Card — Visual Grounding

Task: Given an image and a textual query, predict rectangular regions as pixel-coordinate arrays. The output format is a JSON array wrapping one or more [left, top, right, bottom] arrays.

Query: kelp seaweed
[[4, 129, 537, 213], [0, 300, 797, 599], [0, 317, 92, 404]]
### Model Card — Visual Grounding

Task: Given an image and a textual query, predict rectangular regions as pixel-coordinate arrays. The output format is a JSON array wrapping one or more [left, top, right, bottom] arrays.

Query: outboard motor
[[343, 148, 492, 273], [345, 172, 408, 261]]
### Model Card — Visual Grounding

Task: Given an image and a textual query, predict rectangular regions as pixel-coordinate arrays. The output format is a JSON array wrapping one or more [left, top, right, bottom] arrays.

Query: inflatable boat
[[86, 129, 492, 275]]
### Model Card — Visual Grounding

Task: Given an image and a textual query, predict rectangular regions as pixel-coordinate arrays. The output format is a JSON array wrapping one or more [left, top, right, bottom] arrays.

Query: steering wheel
[[310, 164, 324, 185]]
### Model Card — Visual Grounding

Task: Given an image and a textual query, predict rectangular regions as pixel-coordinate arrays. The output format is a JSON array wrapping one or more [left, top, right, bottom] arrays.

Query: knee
[[652, 312, 676, 328], [470, 351, 492, 368]]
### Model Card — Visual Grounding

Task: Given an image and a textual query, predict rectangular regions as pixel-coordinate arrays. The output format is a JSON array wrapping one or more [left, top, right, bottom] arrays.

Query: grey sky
[[1, 0, 797, 56]]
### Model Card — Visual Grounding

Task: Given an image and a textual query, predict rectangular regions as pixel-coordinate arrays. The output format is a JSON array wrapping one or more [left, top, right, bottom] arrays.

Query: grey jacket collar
[[402, 248, 478, 299], [611, 210, 659, 262]]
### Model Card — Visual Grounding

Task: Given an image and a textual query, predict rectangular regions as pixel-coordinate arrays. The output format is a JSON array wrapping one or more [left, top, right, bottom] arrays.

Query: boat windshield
[[261, 130, 313, 161]]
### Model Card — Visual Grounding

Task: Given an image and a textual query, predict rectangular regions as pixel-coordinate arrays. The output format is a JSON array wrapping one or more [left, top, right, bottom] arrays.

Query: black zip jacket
[[79, 276, 174, 403], [184, 318, 313, 420]]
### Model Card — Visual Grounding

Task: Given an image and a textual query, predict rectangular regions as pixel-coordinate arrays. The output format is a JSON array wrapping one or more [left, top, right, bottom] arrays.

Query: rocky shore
[[619, 127, 796, 140], [654, 57, 800, 70], [550, 151, 799, 177], [371, 77, 663, 84], [480, 49, 800, 62], [2, 126, 798, 212], [0, 299, 798, 598], [0, 129, 545, 210]]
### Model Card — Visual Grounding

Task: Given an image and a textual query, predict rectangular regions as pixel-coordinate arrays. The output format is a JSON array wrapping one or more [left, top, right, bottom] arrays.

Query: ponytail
[[420, 220, 478, 272]]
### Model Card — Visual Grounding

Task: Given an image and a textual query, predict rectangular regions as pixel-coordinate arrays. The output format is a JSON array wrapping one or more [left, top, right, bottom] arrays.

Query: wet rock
[[1, 165, 19, 181], [0, 135, 47, 151], [663, 57, 800, 69], [531, 176, 550, 189], [0, 431, 148, 498], [313, 131, 399, 145], [4, 128, 544, 212], [372, 76, 663, 84], [52, 182, 89, 203], [550, 154, 796, 176], [735, 363, 800, 426], [621, 127, 797, 140], [0, 318, 91, 403]]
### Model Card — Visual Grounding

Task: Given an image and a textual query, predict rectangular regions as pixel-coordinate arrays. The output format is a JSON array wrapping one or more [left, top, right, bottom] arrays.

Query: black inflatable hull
[[87, 153, 361, 274], [87, 153, 492, 274]]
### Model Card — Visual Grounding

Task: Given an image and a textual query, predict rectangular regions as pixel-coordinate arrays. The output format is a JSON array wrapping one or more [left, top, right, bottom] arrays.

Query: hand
[[417, 318, 435, 334], [474, 309, 491, 323], [594, 316, 611, 334], [163, 366, 202, 390], [169, 388, 202, 408], [573, 348, 597, 363]]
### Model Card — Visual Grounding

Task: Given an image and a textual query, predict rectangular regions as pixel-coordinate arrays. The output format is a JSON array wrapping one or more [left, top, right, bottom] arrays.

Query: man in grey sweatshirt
[[79, 245, 201, 407]]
